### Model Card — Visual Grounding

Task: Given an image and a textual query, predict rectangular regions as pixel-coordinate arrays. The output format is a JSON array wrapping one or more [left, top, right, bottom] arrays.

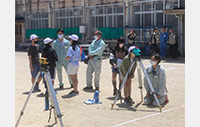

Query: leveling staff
[[28, 34, 43, 92]]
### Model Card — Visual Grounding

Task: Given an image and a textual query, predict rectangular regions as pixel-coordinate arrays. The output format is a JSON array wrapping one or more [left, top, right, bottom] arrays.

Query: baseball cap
[[43, 37, 53, 44], [128, 46, 137, 53], [69, 34, 79, 41], [30, 34, 39, 40]]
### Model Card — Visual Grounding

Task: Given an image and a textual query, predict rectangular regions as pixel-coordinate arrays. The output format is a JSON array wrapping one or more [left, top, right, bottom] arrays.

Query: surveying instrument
[[15, 57, 64, 127], [111, 47, 162, 112]]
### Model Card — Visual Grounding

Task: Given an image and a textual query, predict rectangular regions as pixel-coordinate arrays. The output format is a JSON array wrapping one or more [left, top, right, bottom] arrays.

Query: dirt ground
[[15, 51, 185, 127]]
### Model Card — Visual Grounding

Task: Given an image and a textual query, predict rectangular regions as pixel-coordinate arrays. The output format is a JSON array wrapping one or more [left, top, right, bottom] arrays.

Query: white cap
[[30, 34, 38, 40], [128, 46, 136, 53], [43, 37, 53, 44], [69, 34, 79, 41]]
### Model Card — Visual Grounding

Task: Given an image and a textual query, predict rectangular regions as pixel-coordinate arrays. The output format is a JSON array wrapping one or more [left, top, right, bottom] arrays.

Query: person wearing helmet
[[42, 37, 58, 93], [65, 34, 81, 96], [28, 34, 43, 92], [143, 54, 169, 106], [119, 46, 140, 105]]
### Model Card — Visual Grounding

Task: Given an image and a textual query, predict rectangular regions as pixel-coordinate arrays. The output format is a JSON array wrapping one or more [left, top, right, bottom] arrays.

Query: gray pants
[[143, 94, 166, 106], [56, 60, 72, 86], [86, 59, 102, 88]]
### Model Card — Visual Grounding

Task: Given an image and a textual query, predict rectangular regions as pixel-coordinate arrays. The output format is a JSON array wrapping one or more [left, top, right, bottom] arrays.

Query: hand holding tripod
[[111, 55, 162, 112], [15, 57, 64, 127]]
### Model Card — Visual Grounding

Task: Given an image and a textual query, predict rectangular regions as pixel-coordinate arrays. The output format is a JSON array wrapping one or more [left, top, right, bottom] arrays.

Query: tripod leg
[[45, 72, 64, 127], [136, 59, 143, 102], [15, 71, 41, 127], [138, 60, 162, 112], [111, 61, 136, 109]]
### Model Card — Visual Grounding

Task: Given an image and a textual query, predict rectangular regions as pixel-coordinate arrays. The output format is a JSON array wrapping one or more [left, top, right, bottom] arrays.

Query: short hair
[[57, 28, 64, 34], [162, 26, 166, 29], [95, 30, 102, 36], [153, 27, 158, 31], [152, 53, 161, 64], [117, 36, 125, 44]]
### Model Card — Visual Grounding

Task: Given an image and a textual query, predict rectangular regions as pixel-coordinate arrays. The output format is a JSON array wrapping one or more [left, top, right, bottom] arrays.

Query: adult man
[[159, 26, 168, 58], [143, 54, 169, 106], [83, 30, 106, 91], [126, 29, 137, 48], [52, 28, 72, 89], [28, 34, 43, 92], [168, 28, 179, 59], [149, 27, 160, 54]]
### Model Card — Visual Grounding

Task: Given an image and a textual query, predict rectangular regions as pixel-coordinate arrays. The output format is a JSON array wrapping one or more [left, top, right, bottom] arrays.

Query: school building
[[15, 0, 185, 56]]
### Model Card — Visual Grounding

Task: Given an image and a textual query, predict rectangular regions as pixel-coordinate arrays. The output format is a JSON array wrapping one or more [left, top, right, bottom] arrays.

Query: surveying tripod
[[15, 58, 64, 127], [111, 56, 162, 112]]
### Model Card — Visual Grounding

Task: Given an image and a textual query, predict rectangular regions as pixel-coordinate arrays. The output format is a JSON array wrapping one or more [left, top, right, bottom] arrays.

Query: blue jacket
[[52, 38, 70, 62], [159, 32, 168, 43], [88, 38, 106, 59]]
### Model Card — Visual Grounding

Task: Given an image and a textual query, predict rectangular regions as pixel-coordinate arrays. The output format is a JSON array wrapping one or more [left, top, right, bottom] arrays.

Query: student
[[168, 28, 179, 59], [52, 28, 73, 89], [28, 34, 43, 92], [42, 37, 58, 92], [159, 26, 169, 58], [66, 34, 81, 96], [143, 54, 169, 106], [126, 29, 137, 48], [83, 30, 106, 91], [149, 27, 160, 54], [119, 46, 138, 105], [109, 37, 128, 96]]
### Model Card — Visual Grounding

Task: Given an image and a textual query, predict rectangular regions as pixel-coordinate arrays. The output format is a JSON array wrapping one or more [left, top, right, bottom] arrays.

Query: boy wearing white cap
[[119, 46, 138, 105], [42, 38, 58, 90], [28, 34, 43, 92], [65, 34, 81, 96]]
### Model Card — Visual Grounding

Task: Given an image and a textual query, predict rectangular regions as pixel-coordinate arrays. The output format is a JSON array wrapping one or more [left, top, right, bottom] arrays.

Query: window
[[157, 13, 163, 26], [144, 14, 151, 26]]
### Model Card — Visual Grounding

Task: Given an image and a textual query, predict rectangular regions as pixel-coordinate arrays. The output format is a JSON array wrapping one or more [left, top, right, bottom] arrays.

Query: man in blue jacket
[[159, 26, 168, 58], [83, 31, 106, 91]]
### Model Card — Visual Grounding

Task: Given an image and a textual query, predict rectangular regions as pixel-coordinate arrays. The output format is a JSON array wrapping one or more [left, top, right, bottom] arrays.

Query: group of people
[[127, 26, 179, 59], [109, 36, 169, 106], [27, 28, 168, 108]]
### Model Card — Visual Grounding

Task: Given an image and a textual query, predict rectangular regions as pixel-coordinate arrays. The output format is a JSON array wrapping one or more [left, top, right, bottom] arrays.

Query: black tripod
[[111, 56, 162, 112], [15, 59, 64, 127]]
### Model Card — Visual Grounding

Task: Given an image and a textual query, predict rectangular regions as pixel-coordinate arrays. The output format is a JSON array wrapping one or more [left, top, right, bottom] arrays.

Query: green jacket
[[52, 38, 70, 62], [119, 55, 136, 79]]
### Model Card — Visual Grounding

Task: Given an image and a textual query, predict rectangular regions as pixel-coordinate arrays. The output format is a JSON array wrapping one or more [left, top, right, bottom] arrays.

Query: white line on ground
[[112, 105, 185, 127]]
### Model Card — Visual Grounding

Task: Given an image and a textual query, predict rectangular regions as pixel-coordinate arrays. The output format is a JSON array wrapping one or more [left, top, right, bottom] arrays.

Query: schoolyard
[[15, 51, 185, 127]]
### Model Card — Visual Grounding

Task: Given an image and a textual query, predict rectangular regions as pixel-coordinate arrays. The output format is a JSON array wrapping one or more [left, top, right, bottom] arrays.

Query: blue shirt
[[159, 32, 168, 43], [67, 45, 81, 66], [88, 38, 106, 59]]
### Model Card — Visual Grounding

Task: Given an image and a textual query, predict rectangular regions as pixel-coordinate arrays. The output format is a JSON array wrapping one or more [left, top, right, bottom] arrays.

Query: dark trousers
[[169, 43, 178, 59], [150, 44, 160, 55]]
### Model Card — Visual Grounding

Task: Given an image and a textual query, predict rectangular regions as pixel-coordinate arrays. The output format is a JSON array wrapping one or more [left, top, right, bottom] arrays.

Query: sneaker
[[33, 85, 41, 92], [68, 90, 79, 96], [83, 86, 93, 90], [95, 87, 99, 91], [59, 85, 64, 89], [124, 97, 135, 105]]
